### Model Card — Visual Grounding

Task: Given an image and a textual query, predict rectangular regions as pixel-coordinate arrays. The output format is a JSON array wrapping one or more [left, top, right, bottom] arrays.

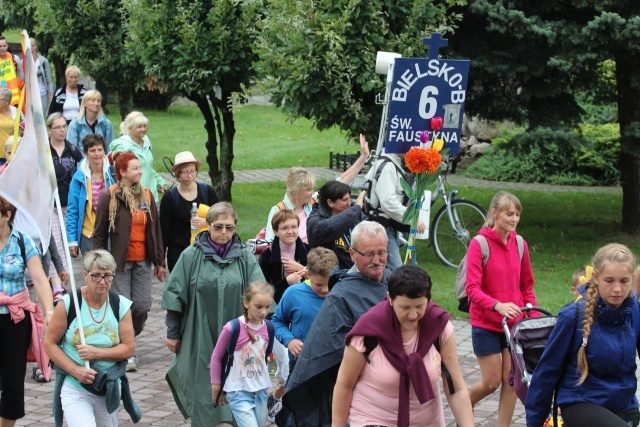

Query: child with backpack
[[211, 281, 275, 427]]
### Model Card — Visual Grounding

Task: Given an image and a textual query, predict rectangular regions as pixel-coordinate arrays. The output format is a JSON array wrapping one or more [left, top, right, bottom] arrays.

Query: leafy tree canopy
[[34, 0, 144, 119], [125, 0, 261, 200], [258, 0, 465, 144], [449, 0, 640, 232]]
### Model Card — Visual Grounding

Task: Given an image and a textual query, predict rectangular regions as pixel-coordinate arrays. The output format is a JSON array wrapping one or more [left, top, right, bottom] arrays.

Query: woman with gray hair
[[109, 111, 165, 201], [44, 249, 140, 427], [162, 202, 265, 426], [0, 88, 22, 165]]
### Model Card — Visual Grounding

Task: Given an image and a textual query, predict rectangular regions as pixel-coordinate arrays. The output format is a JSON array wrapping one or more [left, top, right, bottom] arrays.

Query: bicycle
[[427, 155, 486, 267]]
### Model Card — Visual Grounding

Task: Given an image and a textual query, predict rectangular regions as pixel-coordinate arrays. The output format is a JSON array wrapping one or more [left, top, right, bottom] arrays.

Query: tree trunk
[[211, 89, 235, 202], [50, 54, 67, 89], [615, 53, 640, 233], [191, 95, 223, 201], [117, 85, 133, 121]]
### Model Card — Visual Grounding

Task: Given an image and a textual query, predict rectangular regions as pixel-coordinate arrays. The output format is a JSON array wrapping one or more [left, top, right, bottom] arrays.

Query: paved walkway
[[161, 167, 621, 194], [20, 169, 624, 426]]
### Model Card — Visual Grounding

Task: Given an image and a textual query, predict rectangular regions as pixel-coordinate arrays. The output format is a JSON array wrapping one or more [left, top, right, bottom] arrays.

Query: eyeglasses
[[210, 224, 236, 232], [88, 273, 115, 283], [180, 169, 198, 177], [351, 247, 389, 260], [50, 125, 67, 130]]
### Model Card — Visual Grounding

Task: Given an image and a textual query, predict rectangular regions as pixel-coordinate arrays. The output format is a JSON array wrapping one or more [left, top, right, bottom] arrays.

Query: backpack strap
[[276, 201, 285, 210], [169, 186, 180, 212], [171, 183, 208, 212], [265, 319, 275, 357], [66, 289, 122, 327], [475, 235, 491, 267], [216, 318, 241, 406], [16, 231, 26, 271], [515, 235, 524, 262]]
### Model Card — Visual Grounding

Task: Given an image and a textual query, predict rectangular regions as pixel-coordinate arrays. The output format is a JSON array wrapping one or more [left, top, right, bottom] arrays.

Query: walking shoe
[[127, 356, 138, 372], [267, 394, 282, 419]]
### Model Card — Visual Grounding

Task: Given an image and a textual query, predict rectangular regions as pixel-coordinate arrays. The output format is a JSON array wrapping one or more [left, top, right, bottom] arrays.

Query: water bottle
[[190, 203, 198, 231]]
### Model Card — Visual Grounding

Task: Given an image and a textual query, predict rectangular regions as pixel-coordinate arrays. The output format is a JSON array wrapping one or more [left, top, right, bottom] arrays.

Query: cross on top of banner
[[423, 33, 448, 59]]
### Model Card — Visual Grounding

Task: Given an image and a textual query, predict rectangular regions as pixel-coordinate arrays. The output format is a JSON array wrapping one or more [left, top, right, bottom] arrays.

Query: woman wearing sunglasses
[[162, 202, 265, 427], [92, 151, 165, 373]]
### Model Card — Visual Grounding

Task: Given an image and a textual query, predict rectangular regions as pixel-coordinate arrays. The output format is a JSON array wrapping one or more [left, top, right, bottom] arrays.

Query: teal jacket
[[109, 135, 164, 201]]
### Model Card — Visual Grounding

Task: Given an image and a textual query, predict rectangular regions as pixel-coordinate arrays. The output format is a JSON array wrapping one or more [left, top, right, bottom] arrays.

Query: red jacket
[[466, 227, 537, 332]]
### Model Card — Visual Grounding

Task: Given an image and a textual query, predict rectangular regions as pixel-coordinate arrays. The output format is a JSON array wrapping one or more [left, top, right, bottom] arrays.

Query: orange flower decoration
[[405, 147, 442, 174]]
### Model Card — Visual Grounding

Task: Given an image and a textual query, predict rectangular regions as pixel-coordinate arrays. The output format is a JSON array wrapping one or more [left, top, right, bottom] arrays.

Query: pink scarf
[[0, 288, 52, 381]]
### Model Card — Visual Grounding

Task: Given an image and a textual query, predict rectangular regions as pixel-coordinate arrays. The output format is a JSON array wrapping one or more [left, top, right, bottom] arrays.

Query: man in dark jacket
[[281, 220, 390, 427]]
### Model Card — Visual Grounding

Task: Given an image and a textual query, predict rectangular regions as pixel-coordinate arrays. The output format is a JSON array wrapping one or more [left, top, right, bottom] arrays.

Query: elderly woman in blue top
[[109, 111, 165, 201], [0, 196, 54, 424], [525, 243, 640, 427], [44, 249, 139, 427], [66, 134, 115, 258], [66, 90, 115, 153]]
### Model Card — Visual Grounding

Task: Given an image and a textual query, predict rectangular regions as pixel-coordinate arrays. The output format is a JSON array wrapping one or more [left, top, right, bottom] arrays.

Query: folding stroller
[[502, 304, 557, 405]]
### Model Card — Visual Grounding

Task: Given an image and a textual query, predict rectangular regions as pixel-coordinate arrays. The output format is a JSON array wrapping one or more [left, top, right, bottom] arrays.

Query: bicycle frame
[[430, 158, 473, 245]]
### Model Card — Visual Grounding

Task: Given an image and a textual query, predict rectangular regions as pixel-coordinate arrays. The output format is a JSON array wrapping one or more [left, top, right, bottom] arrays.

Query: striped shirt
[[0, 228, 40, 314]]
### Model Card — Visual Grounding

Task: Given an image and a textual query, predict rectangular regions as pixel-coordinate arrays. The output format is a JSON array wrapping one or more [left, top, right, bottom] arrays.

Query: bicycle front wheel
[[431, 200, 486, 268]]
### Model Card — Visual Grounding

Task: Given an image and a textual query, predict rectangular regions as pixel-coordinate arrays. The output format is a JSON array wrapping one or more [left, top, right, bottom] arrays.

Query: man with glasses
[[282, 221, 390, 427]]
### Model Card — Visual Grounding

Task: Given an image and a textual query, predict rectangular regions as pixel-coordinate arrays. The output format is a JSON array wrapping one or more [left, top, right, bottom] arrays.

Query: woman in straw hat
[[159, 151, 218, 271]]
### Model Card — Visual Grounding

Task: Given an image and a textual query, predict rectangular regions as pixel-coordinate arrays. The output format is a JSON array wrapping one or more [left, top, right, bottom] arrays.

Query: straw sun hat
[[171, 151, 202, 174]]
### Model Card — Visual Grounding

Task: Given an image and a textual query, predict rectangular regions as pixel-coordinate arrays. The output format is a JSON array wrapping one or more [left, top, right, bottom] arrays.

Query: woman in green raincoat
[[162, 202, 265, 426]]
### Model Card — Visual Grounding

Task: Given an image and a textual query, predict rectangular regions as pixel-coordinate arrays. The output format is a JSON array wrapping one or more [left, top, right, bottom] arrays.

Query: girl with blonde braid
[[526, 243, 640, 427], [210, 281, 275, 427]]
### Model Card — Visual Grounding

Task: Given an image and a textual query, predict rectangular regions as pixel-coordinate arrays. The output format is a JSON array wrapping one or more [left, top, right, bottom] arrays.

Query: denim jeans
[[226, 389, 268, 427], [385, 226, 403, 270]]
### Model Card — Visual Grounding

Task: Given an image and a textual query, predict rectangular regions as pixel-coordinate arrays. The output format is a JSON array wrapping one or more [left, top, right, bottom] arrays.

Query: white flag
[[0, 31, 57, 250]]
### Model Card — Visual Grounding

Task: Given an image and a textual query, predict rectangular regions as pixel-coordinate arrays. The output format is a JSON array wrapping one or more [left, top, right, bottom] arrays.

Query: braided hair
[[577, 243, 636, 384]]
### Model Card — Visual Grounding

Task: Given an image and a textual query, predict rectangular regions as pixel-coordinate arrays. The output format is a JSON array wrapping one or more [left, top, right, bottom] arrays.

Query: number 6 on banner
[[419, 85, 439, 119]]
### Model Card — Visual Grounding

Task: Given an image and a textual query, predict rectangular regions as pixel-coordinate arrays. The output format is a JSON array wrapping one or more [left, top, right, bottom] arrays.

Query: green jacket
[[162, 233, 265, 426], [109, 135, 164, 201]]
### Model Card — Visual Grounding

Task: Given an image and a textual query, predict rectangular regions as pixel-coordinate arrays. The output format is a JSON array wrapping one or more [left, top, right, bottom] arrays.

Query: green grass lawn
[[231, 181, 638, 317], [114, 104, 637, 317], [105, 105, 357, 172]]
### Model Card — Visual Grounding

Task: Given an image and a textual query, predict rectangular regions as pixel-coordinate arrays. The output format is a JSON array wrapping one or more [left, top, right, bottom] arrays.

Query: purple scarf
[[207, 236, 232, 259], [346, 299, 450, 427]]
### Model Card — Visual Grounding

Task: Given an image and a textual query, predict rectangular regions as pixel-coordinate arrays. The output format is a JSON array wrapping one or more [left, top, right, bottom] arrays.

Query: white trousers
[[61, 381, 119, 427]]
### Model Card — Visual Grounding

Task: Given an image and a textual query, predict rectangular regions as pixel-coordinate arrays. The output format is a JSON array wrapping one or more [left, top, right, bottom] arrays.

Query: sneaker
[[127, 356, 138, 372], [267, 394, 282, 419]]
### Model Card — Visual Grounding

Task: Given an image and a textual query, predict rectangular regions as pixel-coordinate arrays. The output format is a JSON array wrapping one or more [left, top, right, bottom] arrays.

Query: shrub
[[462, 125, 620, 186]]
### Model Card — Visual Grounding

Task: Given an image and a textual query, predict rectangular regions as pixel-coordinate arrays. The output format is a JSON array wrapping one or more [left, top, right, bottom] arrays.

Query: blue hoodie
[[525, 295, 640, 426]]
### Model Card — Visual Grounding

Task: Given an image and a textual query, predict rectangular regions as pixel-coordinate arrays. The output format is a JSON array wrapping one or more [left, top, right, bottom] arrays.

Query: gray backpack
[[456, 235, 524, 312]]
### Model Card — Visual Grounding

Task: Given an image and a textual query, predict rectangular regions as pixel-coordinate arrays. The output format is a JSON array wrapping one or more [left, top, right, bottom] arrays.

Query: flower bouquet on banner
[[401, 117, 447, 265]]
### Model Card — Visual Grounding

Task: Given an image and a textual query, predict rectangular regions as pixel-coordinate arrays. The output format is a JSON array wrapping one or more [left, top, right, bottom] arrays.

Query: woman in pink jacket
[[465, 191, 538, 427]]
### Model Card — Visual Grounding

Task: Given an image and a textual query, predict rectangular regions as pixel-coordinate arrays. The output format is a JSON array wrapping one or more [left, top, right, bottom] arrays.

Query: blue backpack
[[214, 318, 275, 406]]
